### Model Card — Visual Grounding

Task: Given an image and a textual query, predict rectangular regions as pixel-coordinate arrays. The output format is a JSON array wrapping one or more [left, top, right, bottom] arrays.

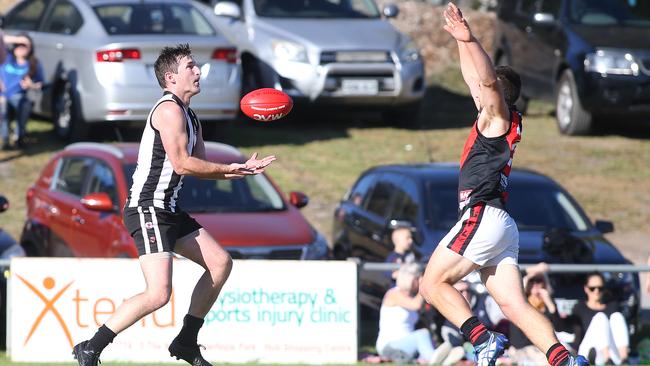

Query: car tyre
[[53, 81, 89, 142], [556, 70, 592, 135], [241, 56, 278, 94]]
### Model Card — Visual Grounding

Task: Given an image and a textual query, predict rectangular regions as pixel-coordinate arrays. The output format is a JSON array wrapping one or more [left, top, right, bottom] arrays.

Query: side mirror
[[289, 191, 309, 208], [214, 1, 242, 19], [532, 12, 555, 24], [81, 192, 115, 212], [0, 195, 9, 213], [382, 4, 399, 18], [595, 220, 614, 234]]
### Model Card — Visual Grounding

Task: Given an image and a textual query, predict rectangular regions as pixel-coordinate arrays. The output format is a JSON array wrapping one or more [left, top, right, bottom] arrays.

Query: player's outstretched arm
[[154, 103, 275, 179], [443, 3, 509, 135]]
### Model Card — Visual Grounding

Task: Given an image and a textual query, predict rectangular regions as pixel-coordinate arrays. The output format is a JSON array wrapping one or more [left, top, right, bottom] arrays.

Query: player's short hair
[[495, 65, 521, 106], [154, 43, 192, 89], [395, 263, 422, 291]]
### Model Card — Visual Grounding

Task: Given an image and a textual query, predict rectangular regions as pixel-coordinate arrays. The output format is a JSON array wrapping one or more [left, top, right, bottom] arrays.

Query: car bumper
[[81, 74, 241, 123], [274, 59, 425, 106], [580, 73, 650, 116]]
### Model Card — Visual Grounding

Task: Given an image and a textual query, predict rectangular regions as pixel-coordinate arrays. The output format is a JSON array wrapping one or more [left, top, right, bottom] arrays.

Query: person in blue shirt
[[1, 33, 43, 150]]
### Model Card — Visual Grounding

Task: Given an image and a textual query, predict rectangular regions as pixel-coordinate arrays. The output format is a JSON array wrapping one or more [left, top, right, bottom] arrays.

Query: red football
[[240, 88, 293, 122]]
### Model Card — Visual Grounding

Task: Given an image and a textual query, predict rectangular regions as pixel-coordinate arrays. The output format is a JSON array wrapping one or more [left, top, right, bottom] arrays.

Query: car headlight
[[1, 243, 26, 259], [584, 49, 640, 76], [301, 231, 329, 260], [398, 39, 421, 63], [272, 40, 308, 63]]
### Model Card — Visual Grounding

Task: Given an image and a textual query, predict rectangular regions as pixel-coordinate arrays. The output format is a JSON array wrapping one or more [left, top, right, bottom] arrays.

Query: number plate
[[341, 79, 379, 95]]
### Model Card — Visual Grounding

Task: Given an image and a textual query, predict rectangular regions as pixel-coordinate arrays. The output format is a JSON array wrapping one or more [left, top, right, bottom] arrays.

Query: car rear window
[[94, 3, 215, 35], [123, 165, 285, 213]]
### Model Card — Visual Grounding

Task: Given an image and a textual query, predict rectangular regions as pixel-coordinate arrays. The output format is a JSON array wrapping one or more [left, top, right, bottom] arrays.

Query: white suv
[[210, 0, 425, 124]]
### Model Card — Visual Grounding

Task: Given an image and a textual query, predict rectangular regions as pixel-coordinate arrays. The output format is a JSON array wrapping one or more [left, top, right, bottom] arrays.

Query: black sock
[[547, 343, 571, 366], [88, 324, 116, 353], [177, 314, 204, 345], [460, 316, 490, 346]]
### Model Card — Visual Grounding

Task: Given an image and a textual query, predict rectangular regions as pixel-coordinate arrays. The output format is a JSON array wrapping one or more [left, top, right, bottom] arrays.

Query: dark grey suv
[[493, 0, 650, 135]]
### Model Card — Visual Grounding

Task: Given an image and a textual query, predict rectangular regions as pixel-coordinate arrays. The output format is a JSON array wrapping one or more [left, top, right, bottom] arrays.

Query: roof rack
[[65, 142, 125, 159]]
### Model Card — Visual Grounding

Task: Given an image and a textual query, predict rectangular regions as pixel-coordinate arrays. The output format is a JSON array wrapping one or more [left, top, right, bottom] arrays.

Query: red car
[[21, 142, 328, 260]]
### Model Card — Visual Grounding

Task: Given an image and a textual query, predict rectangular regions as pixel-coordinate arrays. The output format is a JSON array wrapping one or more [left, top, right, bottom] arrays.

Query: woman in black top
[[573, 273, 629, 365]]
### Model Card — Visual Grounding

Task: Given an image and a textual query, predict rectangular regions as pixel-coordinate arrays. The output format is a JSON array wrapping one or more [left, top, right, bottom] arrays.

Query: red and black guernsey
[[457, 109, 522, 214]]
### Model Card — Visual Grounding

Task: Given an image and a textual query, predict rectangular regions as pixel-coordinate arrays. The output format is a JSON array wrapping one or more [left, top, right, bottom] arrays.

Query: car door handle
[[72, 215, 85, 225], [56, 43, 63, 50]]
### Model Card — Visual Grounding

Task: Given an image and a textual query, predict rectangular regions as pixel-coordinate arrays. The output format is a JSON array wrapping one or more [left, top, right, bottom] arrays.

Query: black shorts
[[123, 206, 202, 256]]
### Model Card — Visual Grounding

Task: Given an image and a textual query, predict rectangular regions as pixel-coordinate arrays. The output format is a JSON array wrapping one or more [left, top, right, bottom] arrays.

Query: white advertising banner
[[8, 258, 358, 363]]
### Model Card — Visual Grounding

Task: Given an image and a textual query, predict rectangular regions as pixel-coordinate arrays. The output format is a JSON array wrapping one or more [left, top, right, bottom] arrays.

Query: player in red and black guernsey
[[72, 44, 276, 366], [419, 4, 588, 366]]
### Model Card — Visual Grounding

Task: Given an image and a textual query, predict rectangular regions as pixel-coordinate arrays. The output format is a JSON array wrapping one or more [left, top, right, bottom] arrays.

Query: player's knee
[[207, 252, 232, 281], [146, 287, 172, 311], [495, 296, 526, 319], [418, 280, 435, 302]]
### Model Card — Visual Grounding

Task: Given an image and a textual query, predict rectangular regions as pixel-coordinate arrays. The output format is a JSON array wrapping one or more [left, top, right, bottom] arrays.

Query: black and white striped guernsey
[[126, 92, 199, 212]]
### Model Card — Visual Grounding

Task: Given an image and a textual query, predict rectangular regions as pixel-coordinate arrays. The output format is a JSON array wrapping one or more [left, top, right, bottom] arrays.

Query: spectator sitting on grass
[[573, 272, 629, 366], [376, 262, 447, 364]]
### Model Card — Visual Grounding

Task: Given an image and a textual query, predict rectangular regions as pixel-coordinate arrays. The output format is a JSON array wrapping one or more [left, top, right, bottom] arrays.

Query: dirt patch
[[378, 1, 497, 76]]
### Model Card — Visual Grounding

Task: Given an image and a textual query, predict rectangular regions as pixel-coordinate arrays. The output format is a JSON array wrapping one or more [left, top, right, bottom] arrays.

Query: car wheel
[[241, 56, 277, 95], [53, 81, 89, 142], [21, 240, 42, 257], [556, 70, 592, 135]]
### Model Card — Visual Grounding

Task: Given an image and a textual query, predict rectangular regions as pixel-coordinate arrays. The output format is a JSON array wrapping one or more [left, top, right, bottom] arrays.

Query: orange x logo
[[16, 275, 74, 347]]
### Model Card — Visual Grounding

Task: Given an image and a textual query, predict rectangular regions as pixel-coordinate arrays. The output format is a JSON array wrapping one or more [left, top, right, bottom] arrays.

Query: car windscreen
[[253, 0, 380, 18], [123, 165, 286, 213], [426, 184, 590, 231], [94, 3, 216, 35], [569, 0, 650, 27]]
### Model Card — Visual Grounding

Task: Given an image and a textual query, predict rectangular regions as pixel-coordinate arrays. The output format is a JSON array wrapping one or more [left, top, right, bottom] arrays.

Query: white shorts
[[439, 203, 519, 267]]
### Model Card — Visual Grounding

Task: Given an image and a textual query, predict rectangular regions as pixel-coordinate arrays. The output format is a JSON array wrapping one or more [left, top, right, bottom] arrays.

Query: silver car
[[209, 0, 425, 123], [1, 0, 241, 141]]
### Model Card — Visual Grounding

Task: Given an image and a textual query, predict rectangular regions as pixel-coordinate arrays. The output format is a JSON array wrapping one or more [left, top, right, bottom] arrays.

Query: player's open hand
[[226, 152, 277, 178], [443, 2, 472, 42], [244, 152, 276, 172]]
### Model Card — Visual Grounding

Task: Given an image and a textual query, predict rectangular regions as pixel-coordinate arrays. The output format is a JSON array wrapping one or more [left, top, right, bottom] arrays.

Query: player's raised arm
[[443, 3, 509, 136]]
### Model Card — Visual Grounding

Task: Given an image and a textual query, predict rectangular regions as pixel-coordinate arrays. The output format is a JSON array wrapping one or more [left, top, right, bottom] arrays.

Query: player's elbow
[[171, 160, 191, 176]]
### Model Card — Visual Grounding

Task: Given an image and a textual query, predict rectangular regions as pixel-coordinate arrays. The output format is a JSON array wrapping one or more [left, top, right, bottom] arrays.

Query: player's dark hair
[[495, 65, 521, 106], [154, 43, 192, 89]]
